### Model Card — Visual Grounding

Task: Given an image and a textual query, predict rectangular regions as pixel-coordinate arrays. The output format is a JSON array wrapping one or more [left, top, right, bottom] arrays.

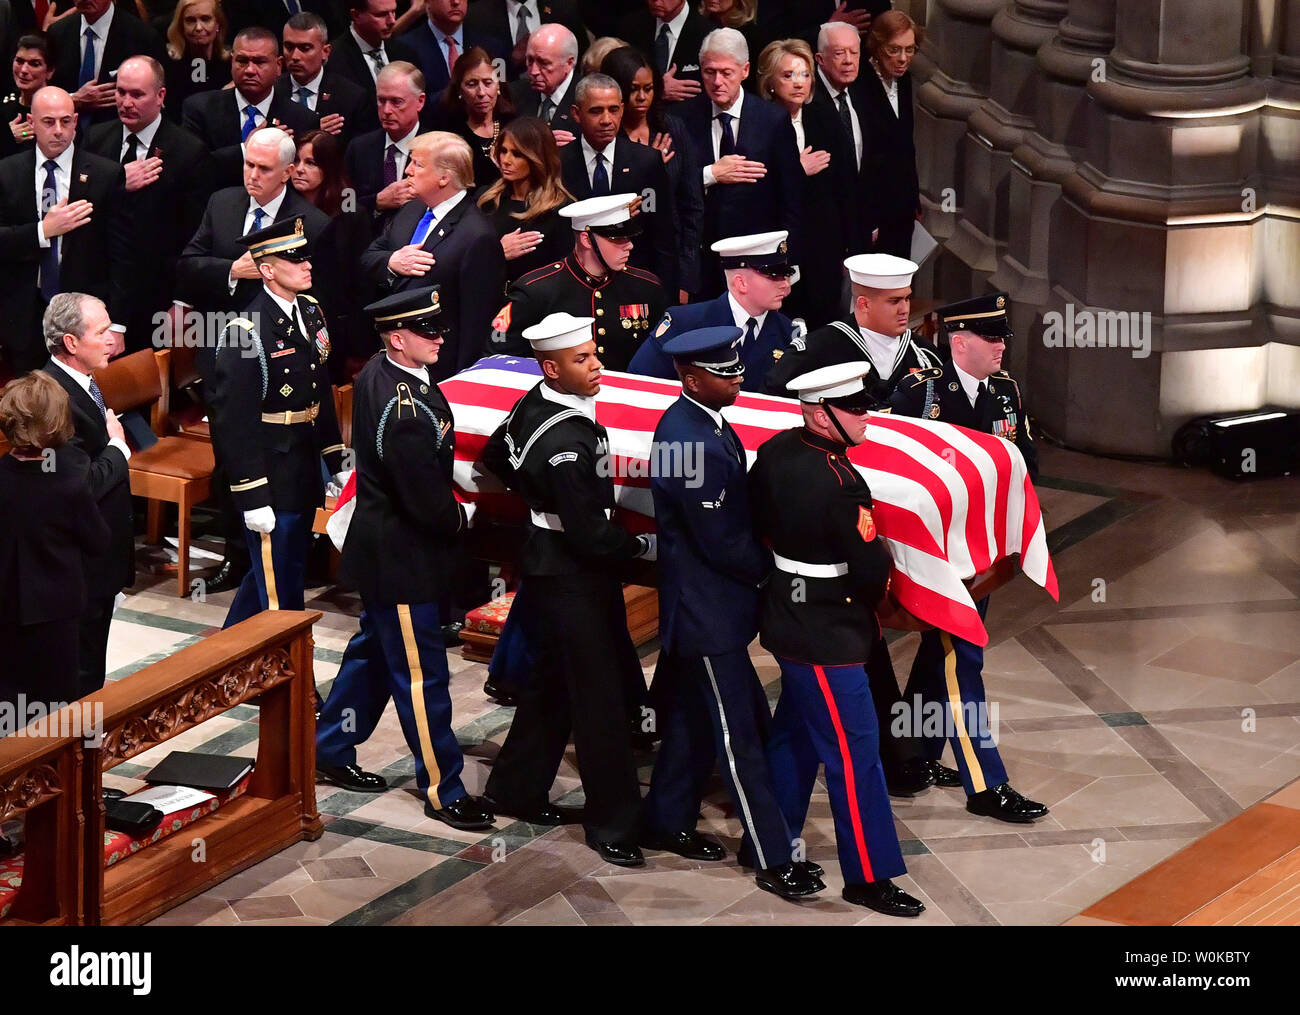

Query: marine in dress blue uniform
[[749, 363, 925, 917], [640, 326, 825, 900], [314, 287, 495, 831], [628, 231, 804, 393], [888, 292, 1049, 824], [208, 218, 346, 630]]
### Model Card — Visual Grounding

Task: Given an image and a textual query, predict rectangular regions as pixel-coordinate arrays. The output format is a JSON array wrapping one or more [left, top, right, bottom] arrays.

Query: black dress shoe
[[440, 621, 465, 647], [843, 879, 926, 917], [800, 860, 825, 879], [925, 760, 963, 787], [886, 759, 936, 797], [755, 862, 825, 900], [201, 558, 247, 593], [424, 795, 495, 831], [316, 763, 387, 793], [481, 793, 572, 826], [643, 830, 725, 861], [482, 679, 517, 707], [585, 833, 645, 867], [966, 782, 1049, 823]]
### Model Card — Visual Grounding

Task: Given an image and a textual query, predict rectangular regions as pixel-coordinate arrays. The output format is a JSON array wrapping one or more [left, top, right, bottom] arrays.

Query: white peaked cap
[[786, 362, 872, 403], [559, 193, 639, 231], [843, 252, 919, 289], [522, 312, 596, 351]]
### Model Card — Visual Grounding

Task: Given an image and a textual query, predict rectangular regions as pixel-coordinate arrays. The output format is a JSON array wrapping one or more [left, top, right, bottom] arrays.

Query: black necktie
[[89, 377, 108, 419], [973, 380, 990, 428], [835, 92, 854, 146], [122, 133, 140, 165], [717, 112, 735, 157], [654, 23, 671, 74], [743, 316, 757, 347], [592, 151, 609, 196], [723, 421, 743, 464]]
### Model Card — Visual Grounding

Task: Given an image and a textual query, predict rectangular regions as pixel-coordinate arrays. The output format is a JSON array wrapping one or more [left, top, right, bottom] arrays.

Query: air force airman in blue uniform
[[640, 326, 825, 900], [628, 231, 803, 393], [314, 287, 496, 833]]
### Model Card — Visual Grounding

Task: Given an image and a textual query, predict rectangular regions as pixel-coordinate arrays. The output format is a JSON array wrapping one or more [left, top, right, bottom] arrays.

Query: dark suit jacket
[[465, 0, 587, 80], [397, 19, 508, 96], [361, 192, 505, 380], [343, 125, 410, 228], [560, 134, 677, 293], [0, 145, 133, 373], [326, 29, 420, 100], [85, 116, 212, 349], [617, 5, 708, 88], [275, 67, 376, 145], [761, 0, 891, 49], [181, 87, 318, 189], [41, 358, 135, 599], [858, 68, 920, 232], [49, 5, 166, 126], [508, 73, 578, 139], [676, 90, 802, 294], [224, 0, 347, 40]]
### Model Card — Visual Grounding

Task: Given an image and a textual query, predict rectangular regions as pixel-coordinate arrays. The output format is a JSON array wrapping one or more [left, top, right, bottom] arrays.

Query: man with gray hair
[[41, 292, 135, 696], [676, 27, 802, 298], [508, 22, 580, 143], [813, 21, 867, 173]]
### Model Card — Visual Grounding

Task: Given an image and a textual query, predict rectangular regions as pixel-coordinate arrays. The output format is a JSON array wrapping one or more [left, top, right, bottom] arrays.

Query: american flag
[[333, 356, 1058, 646]]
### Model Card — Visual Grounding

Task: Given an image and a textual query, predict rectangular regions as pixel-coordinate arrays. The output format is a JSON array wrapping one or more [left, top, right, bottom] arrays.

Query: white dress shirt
[[351, 25, 389, 81], [120, 113, 163, 162], [242, 186, 288, 236], [952, 360, 986, 408], [236, 91, 273, 136], [34, 144, 75, 250], [80, 2, 115, 81], [873, 63, 900, 117], [507, 0, 539, 41], [265, 285, 309, 340], [581, 135, 618, 189], [817, 68, 862, 168], [50, 355, 132, 461], [727, 293, 767, 343], [702, 91, 744, 188], [655, 2, 691, 69], [289, 66, 326, 111], [386, 355, 430, 386], [790, 107, 805, 152]]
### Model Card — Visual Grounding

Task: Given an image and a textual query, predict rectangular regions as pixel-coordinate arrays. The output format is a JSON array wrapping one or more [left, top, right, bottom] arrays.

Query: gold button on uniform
[[594, 291, 602, 299], [595, 308, 603, 316], [597, 346, 605, 353], [844, 597, 852, 604], [598, 327, 606, 335]]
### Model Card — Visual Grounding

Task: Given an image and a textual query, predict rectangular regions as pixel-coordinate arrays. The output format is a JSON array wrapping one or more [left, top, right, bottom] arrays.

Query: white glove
[[636, 533, 657, 562], [325, 471, 348, 499], [460, 501, 478, 527], [243, 507, 277, 534]]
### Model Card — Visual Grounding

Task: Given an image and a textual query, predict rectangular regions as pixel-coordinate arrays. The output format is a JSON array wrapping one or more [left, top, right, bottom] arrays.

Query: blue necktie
[[241, 104, 260, 142], [717, 112, 736, 157], [250, 208, 266, 234], [89, 377, 108, 419], [294, 86, 312, 106], [410, 209, 435, 247], [79, 28, 96, 88], [591, 152, 609, 196], [40, 160, 60, 301]]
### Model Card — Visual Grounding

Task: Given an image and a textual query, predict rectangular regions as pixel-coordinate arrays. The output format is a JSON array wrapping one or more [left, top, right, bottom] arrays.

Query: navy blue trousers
[[902, 597, 1007, 796], [316, 601, 468, 809], [222, 510, 312, 629], [767, 657, 906, 885], [643, 648, 793, 871]]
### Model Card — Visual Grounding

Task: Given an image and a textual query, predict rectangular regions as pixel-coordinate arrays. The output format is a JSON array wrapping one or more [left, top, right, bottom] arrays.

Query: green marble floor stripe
[[114, 608, 211, 636], [331, 858, 485, 926]]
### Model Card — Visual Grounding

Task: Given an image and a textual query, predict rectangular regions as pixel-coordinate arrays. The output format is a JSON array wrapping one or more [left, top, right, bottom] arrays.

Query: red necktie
[[445, 35, 459, 69]]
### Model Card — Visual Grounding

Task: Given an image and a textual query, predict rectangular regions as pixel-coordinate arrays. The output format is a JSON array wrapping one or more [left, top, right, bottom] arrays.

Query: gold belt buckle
[[282, 409, 293, 425]]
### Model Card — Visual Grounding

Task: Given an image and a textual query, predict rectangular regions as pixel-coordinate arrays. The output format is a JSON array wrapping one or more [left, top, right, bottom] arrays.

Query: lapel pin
[[79, 173, 88, 182]]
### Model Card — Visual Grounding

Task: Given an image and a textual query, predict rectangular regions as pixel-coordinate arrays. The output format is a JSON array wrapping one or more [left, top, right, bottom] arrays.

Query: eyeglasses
[[779, 69, 811, 82], [883, 45, 918, 57]]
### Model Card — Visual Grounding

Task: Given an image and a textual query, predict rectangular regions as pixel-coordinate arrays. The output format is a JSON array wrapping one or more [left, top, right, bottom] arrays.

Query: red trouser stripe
[[812, 665, 874, 882]]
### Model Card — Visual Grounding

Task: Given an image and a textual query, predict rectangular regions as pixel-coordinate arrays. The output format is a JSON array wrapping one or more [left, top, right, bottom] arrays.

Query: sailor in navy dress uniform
[[640, 326, 825, 900], [628, 230, 803, 393], [764, 253, 942, 402], [315, 286, 495, 832], [489, 194, 667, 371], [888, 292, 1049, 823], [748, 363, 924, 917], [208, 217, 346, 629], [481, 313, 658, 867]]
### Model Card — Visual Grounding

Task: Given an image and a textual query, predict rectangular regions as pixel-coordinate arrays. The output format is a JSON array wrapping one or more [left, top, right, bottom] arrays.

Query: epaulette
[[991, 370, 1021, 397], [516, 261, 566, 286], [621, 265, 662, 285], [299, 293, 319, 304], [908, 366, 943, 386], [220, 317, 257, 334]]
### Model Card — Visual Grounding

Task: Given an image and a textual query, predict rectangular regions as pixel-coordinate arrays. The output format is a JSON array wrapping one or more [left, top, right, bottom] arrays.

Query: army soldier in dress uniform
[[481, 312, 658, 867], [314, 286, 495, 832], [489, 194, 667, 371], [749, 362, 925, 917], [888, 292, 1048, 823], [209, 217, 347, 630], [640, 326, 825, 901]]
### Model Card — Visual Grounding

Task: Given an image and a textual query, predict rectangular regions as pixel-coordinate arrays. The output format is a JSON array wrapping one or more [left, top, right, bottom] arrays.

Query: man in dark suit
[[618, 0, 707, 103], [507, 21, 578, 143], [328, 0, 419, 101], [50, 0, 166, 129], [42, 291, 135, 697], [344, 59, 423, 230], [361, 129, 505, 380], [398, 0, 507, 97], [224, 0, 347, 41], [278, 11, 374, 146], [86, 55, 210, 352], [810, 21, 866, 179], [181, 26, 316, 189], [675, 27, 801, 298], [0, 85, 132, 374], [465, 0, 586, 82], [561, 73, 676, 293]]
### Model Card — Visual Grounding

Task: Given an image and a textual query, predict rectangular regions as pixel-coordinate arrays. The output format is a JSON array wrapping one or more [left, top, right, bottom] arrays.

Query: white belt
[[772, 552, 848, 578], [530, 508, 611, 531]]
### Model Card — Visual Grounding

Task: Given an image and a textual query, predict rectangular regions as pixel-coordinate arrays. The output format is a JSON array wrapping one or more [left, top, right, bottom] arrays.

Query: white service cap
[[843, 252, 919, 289], [522, 312, 596, 352]]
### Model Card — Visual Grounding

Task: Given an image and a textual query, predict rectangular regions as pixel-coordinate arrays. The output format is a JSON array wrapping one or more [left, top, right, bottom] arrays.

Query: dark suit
[[275, 67, 376, 145], [0, 145, 133, 373], [85, 116, 212, 351], [397, 19, 508, 96], [508, 72, 578, 139], [49, 5, 166, 126], [181, 87, 318, 189], [761, 0, 891, 49], [561, 134, 677, 293], [326, 29, 419, 100], [42, 358, 136, 697], [464, 0, 587, 80], [676, 91, 802, 297], [224, 0, 347, 40], [617, 4, 708, 90], [343, 125, 413, 229], [859, 68, 920, 259], [361, 192, 505, 379]]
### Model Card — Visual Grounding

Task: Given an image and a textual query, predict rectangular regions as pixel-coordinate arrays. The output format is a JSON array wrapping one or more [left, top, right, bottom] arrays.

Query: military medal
[[949, 381, 959, 392], [315, 326, 330, 361], [929, 404, 941, 418]]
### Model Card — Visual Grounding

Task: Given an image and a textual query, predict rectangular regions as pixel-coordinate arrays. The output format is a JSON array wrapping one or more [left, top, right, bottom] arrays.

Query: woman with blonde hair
[[476, 116, 575, 285], [162, 0, 232, 121], [582, 36, 629, 76]]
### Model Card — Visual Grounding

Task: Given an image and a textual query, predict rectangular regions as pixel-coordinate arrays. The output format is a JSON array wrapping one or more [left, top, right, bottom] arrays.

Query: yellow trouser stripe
[[260, 532, 279, 610], [942, 632, 985, 793], [397, 604, 442, 809]]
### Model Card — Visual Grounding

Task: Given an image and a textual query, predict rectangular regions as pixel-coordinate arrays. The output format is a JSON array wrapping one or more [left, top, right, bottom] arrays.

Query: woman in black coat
[[161, 0, 233, 123], [0, 373, 111, 710]]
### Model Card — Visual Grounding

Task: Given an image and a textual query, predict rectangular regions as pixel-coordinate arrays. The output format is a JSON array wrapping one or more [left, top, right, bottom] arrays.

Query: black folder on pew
[[143, 751, 254, 792]]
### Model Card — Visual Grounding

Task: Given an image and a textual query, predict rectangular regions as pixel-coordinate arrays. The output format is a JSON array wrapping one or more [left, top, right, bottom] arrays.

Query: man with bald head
[[508, 22, 580, 143], [0, 85, 133, 373], [48, 0, 166, 128]]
